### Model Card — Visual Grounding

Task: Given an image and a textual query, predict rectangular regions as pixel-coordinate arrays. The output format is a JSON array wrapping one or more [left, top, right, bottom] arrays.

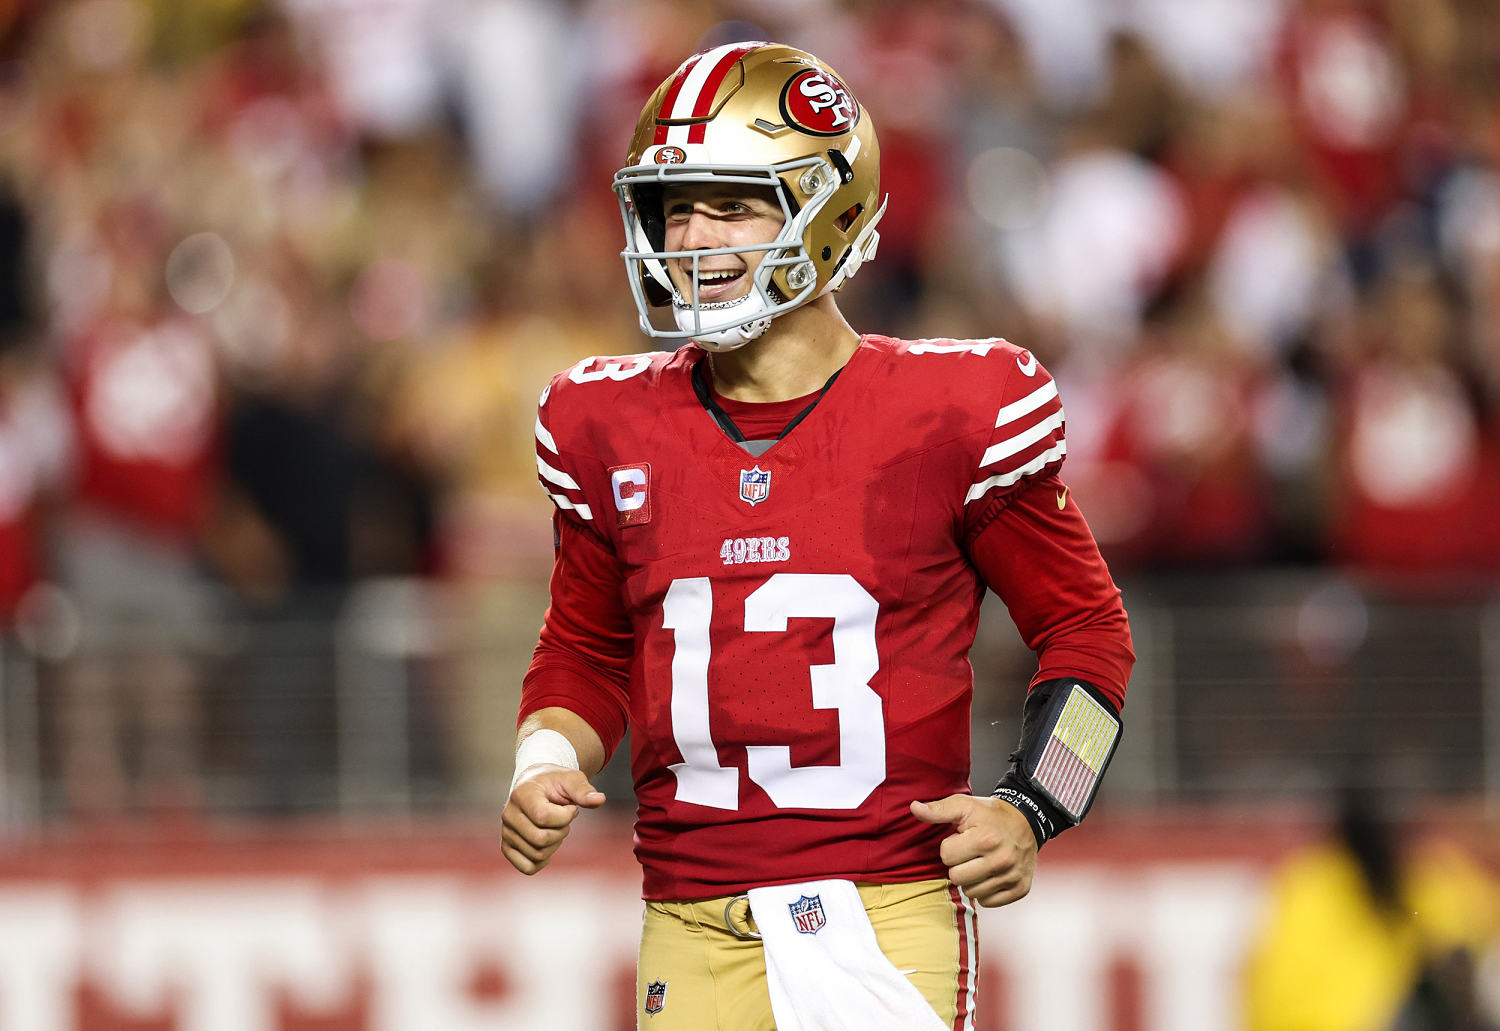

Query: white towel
[[747, 879, 949, 1031]]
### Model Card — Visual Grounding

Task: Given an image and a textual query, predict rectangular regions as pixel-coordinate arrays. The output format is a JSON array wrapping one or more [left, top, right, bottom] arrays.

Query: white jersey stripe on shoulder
[[993, 380, 1058, 428], [536, 455, 580, 490], [548, 493, 594, 521], [965, 441, 1067, 503], [980, 409, 1065, 468], [534, 416, 558, 455]]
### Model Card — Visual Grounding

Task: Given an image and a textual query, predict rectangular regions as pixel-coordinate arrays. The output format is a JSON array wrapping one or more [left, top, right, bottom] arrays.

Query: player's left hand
[[910, 794, 1037, 908]]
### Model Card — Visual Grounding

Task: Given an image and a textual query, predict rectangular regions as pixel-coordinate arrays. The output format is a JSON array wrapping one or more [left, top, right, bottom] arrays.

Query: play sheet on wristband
[[1026, 686, 1119, 821]]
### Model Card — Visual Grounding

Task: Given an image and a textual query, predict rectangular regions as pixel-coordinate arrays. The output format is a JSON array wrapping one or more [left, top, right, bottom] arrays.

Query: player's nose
[[678, 207, 720, 251]]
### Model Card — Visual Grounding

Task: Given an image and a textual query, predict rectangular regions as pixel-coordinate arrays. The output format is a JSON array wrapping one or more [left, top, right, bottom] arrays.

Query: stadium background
[[0, 0, 1498, 1027]]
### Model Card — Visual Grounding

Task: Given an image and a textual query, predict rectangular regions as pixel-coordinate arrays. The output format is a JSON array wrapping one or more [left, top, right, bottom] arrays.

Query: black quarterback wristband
[[991, 777, 1061, 848], [994, 678, 1123, 846]]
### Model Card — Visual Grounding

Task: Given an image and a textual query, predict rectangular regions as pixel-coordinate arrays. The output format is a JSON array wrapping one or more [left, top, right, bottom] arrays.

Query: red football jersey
[[522, 335, 1130, 899]]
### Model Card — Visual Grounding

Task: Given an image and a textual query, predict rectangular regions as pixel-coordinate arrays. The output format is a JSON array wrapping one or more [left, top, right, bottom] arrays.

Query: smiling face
[[660, 182, 786, 304]]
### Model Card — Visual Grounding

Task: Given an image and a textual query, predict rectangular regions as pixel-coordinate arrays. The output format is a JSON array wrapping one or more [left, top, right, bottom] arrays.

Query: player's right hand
[[501, 766, 606, 875]]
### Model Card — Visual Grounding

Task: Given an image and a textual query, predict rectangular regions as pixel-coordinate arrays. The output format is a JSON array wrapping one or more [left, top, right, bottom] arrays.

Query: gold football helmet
[[614, 42, 886, 350]]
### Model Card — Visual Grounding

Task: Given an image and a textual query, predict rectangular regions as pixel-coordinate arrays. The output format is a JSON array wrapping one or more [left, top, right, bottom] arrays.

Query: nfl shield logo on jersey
[[788, 895, 826, 935], [645, 980, 668, 1015], [739, 466, 771, 506]]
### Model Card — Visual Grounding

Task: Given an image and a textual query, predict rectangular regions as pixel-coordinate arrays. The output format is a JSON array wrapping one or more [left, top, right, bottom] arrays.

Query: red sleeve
[[965, 472, 1134, 709], [519, 512, 634, 757]]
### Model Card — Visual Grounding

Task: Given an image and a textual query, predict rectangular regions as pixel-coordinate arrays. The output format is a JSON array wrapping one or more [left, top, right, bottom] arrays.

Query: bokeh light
[[965, 146, 1050, 231], [165, 232, 236, 315]]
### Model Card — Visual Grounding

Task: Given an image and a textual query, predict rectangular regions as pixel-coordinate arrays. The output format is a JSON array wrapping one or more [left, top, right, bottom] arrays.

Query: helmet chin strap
[[672, 288, 775, 352]]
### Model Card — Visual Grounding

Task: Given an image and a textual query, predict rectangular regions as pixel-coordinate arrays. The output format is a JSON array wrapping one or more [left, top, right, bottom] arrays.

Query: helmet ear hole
[[834, 203, 862, 234]]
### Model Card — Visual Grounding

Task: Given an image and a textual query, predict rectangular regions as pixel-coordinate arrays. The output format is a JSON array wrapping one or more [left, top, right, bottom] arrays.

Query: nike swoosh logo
[[1016, 351, 1038, 376], [1057, 489, 1068, 510]]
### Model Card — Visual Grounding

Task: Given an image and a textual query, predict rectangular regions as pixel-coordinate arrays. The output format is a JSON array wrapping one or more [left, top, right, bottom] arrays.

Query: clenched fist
[[501, 766, 606, 875], [910, 794, 1037, 907]]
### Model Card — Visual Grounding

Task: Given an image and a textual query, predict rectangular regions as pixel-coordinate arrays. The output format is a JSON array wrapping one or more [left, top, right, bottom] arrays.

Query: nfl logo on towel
[[788, 894, 826, 935], [739, 466, 771, 506], [645, 980, 668, 1015]]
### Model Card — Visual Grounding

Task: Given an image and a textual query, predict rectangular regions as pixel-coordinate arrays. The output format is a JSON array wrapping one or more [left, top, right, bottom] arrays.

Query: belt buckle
[[723, 894, 761, 941]]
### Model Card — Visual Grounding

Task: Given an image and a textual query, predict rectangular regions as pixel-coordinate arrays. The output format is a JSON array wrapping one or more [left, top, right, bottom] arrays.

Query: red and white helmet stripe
[[652, 42, 764, 147]]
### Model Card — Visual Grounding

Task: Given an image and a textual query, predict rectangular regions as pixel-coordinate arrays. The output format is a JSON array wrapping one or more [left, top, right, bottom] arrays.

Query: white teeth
[[698, 271, 739, 283]]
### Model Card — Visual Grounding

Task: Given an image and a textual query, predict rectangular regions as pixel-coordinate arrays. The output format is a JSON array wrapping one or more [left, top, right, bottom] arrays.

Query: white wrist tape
[[510, 729, 581, 793]]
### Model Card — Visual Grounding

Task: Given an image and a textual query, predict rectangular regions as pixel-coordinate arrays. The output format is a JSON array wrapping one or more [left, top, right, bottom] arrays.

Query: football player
[[502, 42, 1134, 1031]]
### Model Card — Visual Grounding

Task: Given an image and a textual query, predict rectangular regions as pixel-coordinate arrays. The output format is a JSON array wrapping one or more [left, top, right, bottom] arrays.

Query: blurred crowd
[[2, 0, 1500, 814], [4, 0, 1500, 604]]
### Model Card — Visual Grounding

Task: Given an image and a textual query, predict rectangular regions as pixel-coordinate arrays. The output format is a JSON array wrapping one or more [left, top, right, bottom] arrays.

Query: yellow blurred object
[[1407, 842, 1500, 955], [1243, 838, 1500, 1031]]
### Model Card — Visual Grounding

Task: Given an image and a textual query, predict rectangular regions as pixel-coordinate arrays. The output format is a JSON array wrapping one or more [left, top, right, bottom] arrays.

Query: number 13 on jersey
[[661, 573, 886, 811]]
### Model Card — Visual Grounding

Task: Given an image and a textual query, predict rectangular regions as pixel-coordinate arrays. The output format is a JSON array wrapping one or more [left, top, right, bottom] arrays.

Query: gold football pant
[[637, 878, 978, 1030]]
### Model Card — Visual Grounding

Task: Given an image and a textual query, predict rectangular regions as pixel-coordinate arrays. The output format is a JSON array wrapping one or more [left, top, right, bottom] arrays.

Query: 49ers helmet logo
[[778, 68, 859, 137], [656, 145, 686, 164]]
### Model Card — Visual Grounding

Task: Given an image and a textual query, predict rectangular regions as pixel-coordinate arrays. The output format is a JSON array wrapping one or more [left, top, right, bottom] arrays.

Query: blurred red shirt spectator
[[65, 312, 220, 543]]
